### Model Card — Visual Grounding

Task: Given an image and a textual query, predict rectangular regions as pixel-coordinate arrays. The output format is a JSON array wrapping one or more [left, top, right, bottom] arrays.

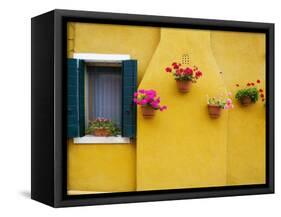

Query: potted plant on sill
[[165, 62, 203, 93], [235, 80, 265, 106], [133, 89, 167, 118], [86, 118, 121, 137], [207, 93, 234, 118]]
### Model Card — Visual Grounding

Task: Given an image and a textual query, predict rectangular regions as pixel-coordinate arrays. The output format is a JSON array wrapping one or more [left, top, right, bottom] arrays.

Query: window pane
[[87, 66, 122, 127]]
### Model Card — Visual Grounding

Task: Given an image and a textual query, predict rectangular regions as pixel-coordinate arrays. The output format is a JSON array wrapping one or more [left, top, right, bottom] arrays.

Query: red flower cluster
[[259, 89, 265, 101], [255, 80, 265, 101], [165, 62, 203, 81], [165, 67, 172, 72], [195, 71, 203, 78], [247, 82, 255, 86], [236, 79, 265, 102]]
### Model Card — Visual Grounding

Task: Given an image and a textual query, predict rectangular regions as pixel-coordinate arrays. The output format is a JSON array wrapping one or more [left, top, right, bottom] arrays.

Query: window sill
[[73, 135, 131, 144]]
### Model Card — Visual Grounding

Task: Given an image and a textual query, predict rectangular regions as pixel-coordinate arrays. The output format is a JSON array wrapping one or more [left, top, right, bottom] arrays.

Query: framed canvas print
[[31, 9, 274, 207]]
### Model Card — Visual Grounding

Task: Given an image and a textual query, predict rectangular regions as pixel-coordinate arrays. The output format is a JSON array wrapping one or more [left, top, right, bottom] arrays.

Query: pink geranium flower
[[159, 105, 167, 111], [133, 89, 167, 112]]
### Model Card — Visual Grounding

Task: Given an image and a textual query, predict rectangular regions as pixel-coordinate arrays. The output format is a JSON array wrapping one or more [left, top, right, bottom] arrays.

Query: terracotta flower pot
[[141, 105, 155, 118], [239, 96, 252, 106], [208, 104, 222, 119], [176, 80, 192, 93], [93, 128, 111, 137]]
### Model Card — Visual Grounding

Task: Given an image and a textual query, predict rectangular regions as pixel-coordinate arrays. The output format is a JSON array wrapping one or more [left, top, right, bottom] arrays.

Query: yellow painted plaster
[[67, 23, 160, 192], [211, 31, 266, 185], [137, 28, 228, 190], [72, 22, 160, 83], [67, 22, 266, 193], [68, 140, 136, 192]]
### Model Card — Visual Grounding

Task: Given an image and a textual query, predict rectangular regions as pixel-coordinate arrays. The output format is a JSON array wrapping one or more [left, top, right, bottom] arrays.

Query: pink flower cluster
[[207, 92, 234, 110], [133, 89, 167, 111], [95, 117, 110, 122], [165, 62, 203, 81], [224, 98, 234, 110]]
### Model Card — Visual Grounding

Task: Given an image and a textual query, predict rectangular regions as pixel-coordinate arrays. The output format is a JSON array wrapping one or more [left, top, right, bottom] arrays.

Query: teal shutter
[[122, 60, 137, 138], [67, 58, 85, 138]]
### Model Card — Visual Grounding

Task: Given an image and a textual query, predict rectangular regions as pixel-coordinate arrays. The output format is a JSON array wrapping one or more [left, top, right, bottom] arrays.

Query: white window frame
[[73, 53, 131, 144], [73, 53, 130, 63]]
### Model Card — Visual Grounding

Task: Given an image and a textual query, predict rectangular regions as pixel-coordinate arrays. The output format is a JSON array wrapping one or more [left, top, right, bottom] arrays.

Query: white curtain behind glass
[[87, 66, 122, 127]]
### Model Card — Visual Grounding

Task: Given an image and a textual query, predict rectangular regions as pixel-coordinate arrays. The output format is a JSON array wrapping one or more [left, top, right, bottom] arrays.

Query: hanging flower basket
[[208, 105, 222, 119], [133, 89, 167, 118], [239, 96, 252, 106], [207, 93, 234, 119], [165, 62, 203, 93], [235, 80, 265, 106], [141, 105, 156, 118], [176, 80, 192, 93]]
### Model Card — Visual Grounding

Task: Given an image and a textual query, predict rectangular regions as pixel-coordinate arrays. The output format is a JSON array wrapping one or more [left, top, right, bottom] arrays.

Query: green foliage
[[208, 97, 226, 109], [174, 74, 193, 81], [235, 87, 259, 103], [207, 93, 234, 110], [86, 118, 121, 136]]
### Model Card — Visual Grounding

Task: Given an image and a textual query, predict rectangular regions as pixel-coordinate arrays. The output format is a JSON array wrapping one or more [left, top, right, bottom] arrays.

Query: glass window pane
[[87, 66, 122, 127]]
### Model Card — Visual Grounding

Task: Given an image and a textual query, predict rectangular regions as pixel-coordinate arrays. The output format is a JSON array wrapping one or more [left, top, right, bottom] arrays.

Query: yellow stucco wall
[[68, 140, 136, 192], [137, 28, 228, 190], [211, 31, 266, 185], [68, 22, 160, 82], [67, 22, 266, 193], [67, 23, 160, 192]]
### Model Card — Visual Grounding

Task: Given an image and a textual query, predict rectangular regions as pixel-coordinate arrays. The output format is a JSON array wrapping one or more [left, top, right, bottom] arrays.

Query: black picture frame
[[31, 9, 274, 207]]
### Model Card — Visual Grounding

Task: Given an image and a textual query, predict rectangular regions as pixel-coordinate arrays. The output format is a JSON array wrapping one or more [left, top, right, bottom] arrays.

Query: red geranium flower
[[260, 94, 264, 98], [251, 82, 255, 86], [257, 79, 261, 83], [259, 89, 263, 92], [173, 64, 179, 69], [165, 67, 172, 73], [165, 62, 203, 83], [247, 83, 251, 86], [184, 67, 193, 75], [236, 84, 239, 87], [195, 71, 203, 78]]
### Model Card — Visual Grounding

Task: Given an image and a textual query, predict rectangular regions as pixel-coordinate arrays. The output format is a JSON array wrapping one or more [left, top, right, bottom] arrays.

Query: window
[[67, 56, 137, 143], [86, 64, 122, 128]]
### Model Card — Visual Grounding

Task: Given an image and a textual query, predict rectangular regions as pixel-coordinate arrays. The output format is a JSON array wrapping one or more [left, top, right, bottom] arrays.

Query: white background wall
[[0, 0, 279, 216]]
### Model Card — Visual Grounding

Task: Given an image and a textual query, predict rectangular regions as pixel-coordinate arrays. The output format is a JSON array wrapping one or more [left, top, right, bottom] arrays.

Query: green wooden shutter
[[67, 58, 85, 138], [121, 60, 137, 138]]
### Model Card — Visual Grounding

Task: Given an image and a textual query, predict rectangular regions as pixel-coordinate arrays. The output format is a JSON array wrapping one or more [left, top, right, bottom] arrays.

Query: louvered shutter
[[67, 58, 85, 138], [121, 60, 137, 138]]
